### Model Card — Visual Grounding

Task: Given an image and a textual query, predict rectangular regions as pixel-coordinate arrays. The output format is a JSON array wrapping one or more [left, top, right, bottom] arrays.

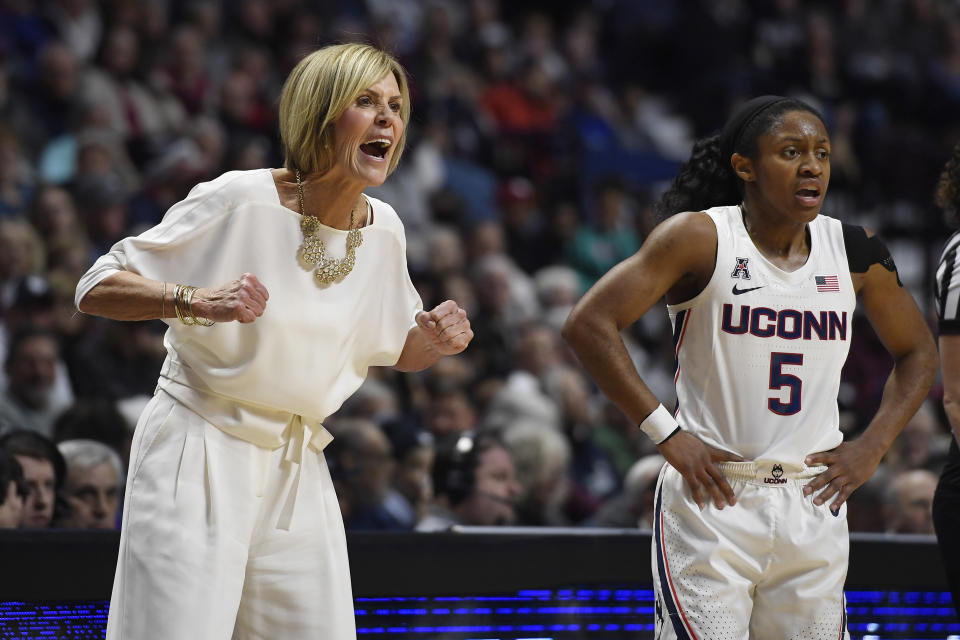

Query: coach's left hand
[[803, 440, 885, 515], [415, 300, 473, 356]]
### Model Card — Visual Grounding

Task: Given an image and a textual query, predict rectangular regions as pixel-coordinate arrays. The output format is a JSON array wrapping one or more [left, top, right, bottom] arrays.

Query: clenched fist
[[192, 273, 270, 324], [415, 300, 473, 355]]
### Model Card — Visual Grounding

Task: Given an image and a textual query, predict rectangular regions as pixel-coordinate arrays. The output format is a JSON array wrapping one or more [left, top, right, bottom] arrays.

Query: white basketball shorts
[[652, 461, 850, 640]]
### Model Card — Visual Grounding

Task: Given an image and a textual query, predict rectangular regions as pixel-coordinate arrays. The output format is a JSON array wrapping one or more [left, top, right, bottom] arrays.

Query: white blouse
[[76, 169, 422, 451]]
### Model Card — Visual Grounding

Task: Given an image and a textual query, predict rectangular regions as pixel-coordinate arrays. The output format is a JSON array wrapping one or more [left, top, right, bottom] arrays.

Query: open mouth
[[360, 138, 391, 160], [796, 187, 820, 204]]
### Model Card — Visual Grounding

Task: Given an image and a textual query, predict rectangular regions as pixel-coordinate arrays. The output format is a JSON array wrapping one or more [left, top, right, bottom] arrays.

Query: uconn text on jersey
[[720, 304, 849, 341]]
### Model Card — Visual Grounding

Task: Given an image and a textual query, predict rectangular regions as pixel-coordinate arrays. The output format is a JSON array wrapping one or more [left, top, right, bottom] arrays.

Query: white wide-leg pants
[[106, 390, 356, 640]]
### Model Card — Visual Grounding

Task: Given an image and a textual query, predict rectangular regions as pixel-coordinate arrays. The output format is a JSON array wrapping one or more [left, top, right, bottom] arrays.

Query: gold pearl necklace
[[295, 169, 363, 285]]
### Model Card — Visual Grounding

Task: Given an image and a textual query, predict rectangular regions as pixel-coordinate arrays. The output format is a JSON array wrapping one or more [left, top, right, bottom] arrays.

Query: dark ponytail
[[655, 134, 740, 219]]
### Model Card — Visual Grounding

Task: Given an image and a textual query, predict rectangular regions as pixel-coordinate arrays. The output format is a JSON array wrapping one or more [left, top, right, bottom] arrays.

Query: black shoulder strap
[[841, 222, 902, 286]]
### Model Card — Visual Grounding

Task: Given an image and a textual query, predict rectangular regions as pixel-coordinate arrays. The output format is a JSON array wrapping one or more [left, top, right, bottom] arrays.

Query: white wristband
[[639, 404, 681, 444]]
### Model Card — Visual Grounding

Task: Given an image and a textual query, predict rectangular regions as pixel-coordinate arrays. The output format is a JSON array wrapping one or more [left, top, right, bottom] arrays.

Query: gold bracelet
[[173, 284, 190, 325], [185, 286, 214, 327], [175, 284, 195, 325], [172, 283, 214, 326]]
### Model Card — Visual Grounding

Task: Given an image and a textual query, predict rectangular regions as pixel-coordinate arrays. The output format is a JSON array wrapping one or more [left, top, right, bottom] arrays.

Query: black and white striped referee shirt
[[937, 230, 960, 334]]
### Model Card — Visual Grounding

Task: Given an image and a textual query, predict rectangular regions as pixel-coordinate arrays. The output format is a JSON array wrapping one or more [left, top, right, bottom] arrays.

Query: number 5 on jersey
[[769, 352, 803, 415]]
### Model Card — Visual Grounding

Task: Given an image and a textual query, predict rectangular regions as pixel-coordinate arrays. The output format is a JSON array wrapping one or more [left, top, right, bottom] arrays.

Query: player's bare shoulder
[[647, 210, 718, 301], [649, 210, 717, 254]]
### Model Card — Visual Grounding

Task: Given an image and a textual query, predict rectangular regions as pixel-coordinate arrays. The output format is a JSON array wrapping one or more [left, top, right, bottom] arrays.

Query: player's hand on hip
[[416, 300, 473, 356], [803, 441, 882, 515], [192, 273, 270, 324], [658, 430, 744, 511]]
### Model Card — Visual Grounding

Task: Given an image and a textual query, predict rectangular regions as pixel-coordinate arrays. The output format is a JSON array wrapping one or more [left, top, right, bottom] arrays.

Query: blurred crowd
[[0, 0, 958, 536]]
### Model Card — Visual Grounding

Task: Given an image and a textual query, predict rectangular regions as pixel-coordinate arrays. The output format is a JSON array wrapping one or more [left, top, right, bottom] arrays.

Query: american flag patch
[[815, 275, 840, 292]]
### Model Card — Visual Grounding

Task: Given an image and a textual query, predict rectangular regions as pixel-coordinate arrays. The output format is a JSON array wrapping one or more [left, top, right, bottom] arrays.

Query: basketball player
[[563, 96, 938, 638], [932, 140, 960, 618]]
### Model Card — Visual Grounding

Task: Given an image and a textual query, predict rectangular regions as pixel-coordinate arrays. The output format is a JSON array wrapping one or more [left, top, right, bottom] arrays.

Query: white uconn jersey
[[666, 205, 856, 470]]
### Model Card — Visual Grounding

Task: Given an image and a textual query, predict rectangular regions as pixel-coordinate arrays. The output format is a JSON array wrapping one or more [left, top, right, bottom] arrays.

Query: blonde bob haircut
[[279, 43, 411, 177]]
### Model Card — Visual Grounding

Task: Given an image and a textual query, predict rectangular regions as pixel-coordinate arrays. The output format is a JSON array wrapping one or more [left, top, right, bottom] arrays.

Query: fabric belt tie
[[274, 415, 334, 530]]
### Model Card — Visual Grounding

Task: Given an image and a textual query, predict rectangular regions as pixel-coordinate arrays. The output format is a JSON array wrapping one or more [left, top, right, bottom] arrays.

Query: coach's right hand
[[192, 273, 270, 323], [657, 431, 743, 511]]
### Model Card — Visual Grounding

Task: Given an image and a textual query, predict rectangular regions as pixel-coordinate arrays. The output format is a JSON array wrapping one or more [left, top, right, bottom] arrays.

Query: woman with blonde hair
[[76, 43, 473, 639]]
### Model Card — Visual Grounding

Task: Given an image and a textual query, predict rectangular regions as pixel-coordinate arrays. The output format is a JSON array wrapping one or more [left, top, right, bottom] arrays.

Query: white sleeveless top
[[666, 205, 856, 470]]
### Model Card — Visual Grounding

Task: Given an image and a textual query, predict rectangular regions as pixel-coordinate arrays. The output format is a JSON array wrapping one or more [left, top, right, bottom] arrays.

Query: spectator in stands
[[0, 126, 34, 218], [433, 276, 477, 329], [479, 57, 558, 140], [74, 169, 134, 260], [482, 381, 560, 435], [497, 176, 558, 273], [566, 177, 641, 289], [468, 252, 540, 373], [28, 185, 86, 256], [467, 253, 518, 378], [0, 449, 25, 528], [884, 469, 939, 535], [52, 399, 133, 470], [425, 384, 477, 439], [483, 322, 563, 433], [884, 400, 949, 472], [338, 377, 401, 425], [1, 277, 76, 413], [56, 439, 122, 529], [418, 431, 520, 531], [0, 429, 65, 528], [502, 420, 572, 526], [4, 274, 57, 339], [425, 225, 466, 282], [386, 423, 435, 527], [328, 418, 404, 530], [0, 59, 42, 165], [152, 26, 212, 117], [533, 264, 580, 331], [81, 25, 184, 148], [0, 219, 44, 313], [845, 467, 892, 533], [217, 69, 273, 140], [506, 321, 563, 393], [545, 365, 620, 519], [0, 328, 68, 438], [18, 42, 85, 154], [44, 0, 102, 63], [589, 454, 664, 530]]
